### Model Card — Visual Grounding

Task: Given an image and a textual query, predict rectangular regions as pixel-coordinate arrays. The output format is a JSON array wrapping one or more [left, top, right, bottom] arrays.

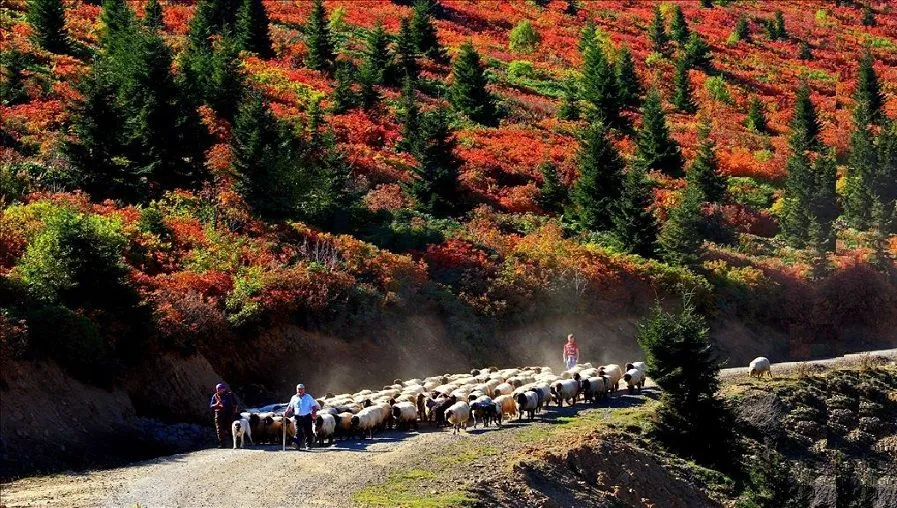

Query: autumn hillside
[[2, 0, 897, 453]]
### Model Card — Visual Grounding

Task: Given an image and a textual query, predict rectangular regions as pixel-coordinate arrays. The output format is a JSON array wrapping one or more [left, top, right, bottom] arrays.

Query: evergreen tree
[[396, 76, 421, 153], [65, 66, 142, 201], [180, 0, 218, 104], [854, 51, 885, 123], [231, 91, 299, 218], [537, 161, 568, 214], [236, 0, 273, 58], [844, 102, 877, 230], [791, 82, 821, 150], [396, 16, 419, 80], [357, 60, 380, 111], [687, 125, 726, 203], [406, 107, 461, 217], [579, 21, 596, 53], [658, 184, 705, 265], [876, 123, 897, 224], [570, 121, 625, 232], [304, 0, 334, 71], [509, 20, 540, 54], [1, 49, 31, 106], [648, 5, 670, 55], [143, 0, 163, 31], [781, 134, 838, 249], [362, 22, 393, 85], [613, 164, 658, 258], [798, 40, 812, 60], [700, 0, 713, 7], [745, 96, 768, 133], [669, 5, 690, 45], [615, 44, 641, 108], [730, 14, 750, 43], [557, 76, 581, 120], [581, 42, 619, 124], [635, 89, 685, 177], [329, 61, 357, 114], [683, 31, 712, 70], [100, 0, 137, 59], [303, 128, 355, 229], [27, 0, 69, 54], [672, 56, 697, 114], [636, 298, 731, 465], [411, 0, 444, 62], [449, 42, 496, 125], [861, 4, 875, 27], [207, 34, 245, 120], [771, 10, 787, 39]]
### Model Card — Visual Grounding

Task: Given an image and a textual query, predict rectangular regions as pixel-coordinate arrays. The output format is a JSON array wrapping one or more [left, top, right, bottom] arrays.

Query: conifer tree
[[636, 299, 731, 466], [407, 107, 461, 217], [700, 0, 713, 7], [648, 5, 670, 55], [745, 96, 768, 133], [579, 21, 596, 53], [613, 164, 658, 258], [396, 16, 419, 80], [362, 22, 393, 85], [537, 161, 568, 214], [854, 51, 885, 124], [143, 0, 163, 31], [669, 5, 690, 45], [581, 43, 619, 124], [798, 40, 812, 60], [615, 44, 641, 109], [1, 49, 31, 106], [687, 125, 726, 203], [449, 42, 496, 125], [236, 0, 273, 58], [411, 0, 444, 62], [27, 0, 70, 54], [730, 14, 750, 43], [658, 183, 705, 265], [180, 0, 218, 104], [772, 10, 787, 39], [635, 89, 684, 177], [208, 34, 245, 120], [791, 82, 821, 150], [357, 61, 380, 111], [844, 102, 877, 229], [672, 56, 697, 114], [861, 4, 876, 26], [570, 121, 624, 232], [329, 61, 356, 114], [100, 0, 137, 59], [781, 134, 838, 249], [396, 76, 420, 153], [304, 0, 334, 71], [509, 20, 540, 54], [684, 32, 712, 70], [557, 76, 581, 120]]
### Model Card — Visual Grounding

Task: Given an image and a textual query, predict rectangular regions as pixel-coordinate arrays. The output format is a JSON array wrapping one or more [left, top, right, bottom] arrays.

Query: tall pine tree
[[581, 43, 619, 124], [844, 101, 877, 229], [570, 121, 624, 232], [304, 0, 334, 71], [613, 164, 658, 258], [854, 51, 885, 124], [672, 56, 697, 113], [658, 183, 705, 265], [557, 76, 581, 120], [449, 42, 496, 125], [669, 5, 690, 45], [362, 22, 393, 85], [207, 34, 245, 120], [745, 96, 768, 133], [615, 45, 641, 108], [684, 32, 712, 70], [648, 5, 670, 55], [407, 107, 461, 217], [396, 16, 419, 80], [143, 0, 163, 31], [781, 133, 838, 249], [396, 76, 421, 153], [538, 161, 568, 214], [791, 82, 821, 150], [635, 89, 685, 177], [27, 0, 70, 54], [411, 0, 445, 62], [687, 125, 726, 203], [236, 0, 273, 58]]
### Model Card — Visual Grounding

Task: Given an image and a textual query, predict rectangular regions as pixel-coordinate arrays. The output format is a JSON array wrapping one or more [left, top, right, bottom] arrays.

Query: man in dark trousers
[[285, 383, 318, 450], [209, 382, 238, 448]]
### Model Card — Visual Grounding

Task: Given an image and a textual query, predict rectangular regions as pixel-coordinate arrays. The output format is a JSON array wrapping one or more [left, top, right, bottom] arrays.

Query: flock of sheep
[[229, 360, 653, 449]]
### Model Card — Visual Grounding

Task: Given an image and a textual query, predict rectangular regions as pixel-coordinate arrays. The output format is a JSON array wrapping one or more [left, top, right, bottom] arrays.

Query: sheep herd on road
[[230, 361, 652, 449]]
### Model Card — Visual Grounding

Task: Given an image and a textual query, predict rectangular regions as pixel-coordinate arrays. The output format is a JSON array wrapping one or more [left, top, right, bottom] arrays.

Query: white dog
[[232, 417, 253, 449]]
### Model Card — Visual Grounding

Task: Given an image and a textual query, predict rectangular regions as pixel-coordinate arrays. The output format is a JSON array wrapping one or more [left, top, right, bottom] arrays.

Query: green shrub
[[705, 75, 733, 104], [727, 177, 777, 208], [507, 60, 535, 80], [509, 20, 540, 53]]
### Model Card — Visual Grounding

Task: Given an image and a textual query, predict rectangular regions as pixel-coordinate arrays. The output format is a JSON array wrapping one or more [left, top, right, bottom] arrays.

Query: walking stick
[[282, 413, 286, 451]]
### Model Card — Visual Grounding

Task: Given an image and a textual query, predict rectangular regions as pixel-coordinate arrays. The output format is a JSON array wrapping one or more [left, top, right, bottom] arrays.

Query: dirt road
[[3, 350, 894, 507]]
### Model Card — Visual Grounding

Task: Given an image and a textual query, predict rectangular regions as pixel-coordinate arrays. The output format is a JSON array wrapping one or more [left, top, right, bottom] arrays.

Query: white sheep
[[231, 417, 252, 449], [583, 376, 607, 403], [749, 357, 772, 379], [625, 361, 646, 374], [445, 401, 471, 434], [314, 414, 337, 446], [493, 382, 514, 396], [494, 394, 517, 419], [515, 391, 539, 420], [599, 364, 623, 393], [551, 379, 580, 407], [392, 401, 419, 430], [351, 407, 381, 439], [623, 368, 646, 394]]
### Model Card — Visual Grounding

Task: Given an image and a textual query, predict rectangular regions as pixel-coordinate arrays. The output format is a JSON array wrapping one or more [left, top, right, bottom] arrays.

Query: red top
[[564, 342, 579, 357]]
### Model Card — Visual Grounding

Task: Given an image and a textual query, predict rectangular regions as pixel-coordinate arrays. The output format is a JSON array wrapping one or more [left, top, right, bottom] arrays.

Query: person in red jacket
[[563, 334, 580, 370]]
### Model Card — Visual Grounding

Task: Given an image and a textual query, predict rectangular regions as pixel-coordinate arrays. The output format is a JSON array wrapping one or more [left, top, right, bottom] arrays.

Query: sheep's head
[[350, 416, 360, 429], [749, 368, 757, 377], [249, 414, 260, 426], [623, 373, 632, 383]]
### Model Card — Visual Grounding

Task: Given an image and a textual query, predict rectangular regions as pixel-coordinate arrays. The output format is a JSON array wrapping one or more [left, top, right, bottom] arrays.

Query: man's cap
[[216, 383, 226, 390], [297, 384, 305, 390]]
